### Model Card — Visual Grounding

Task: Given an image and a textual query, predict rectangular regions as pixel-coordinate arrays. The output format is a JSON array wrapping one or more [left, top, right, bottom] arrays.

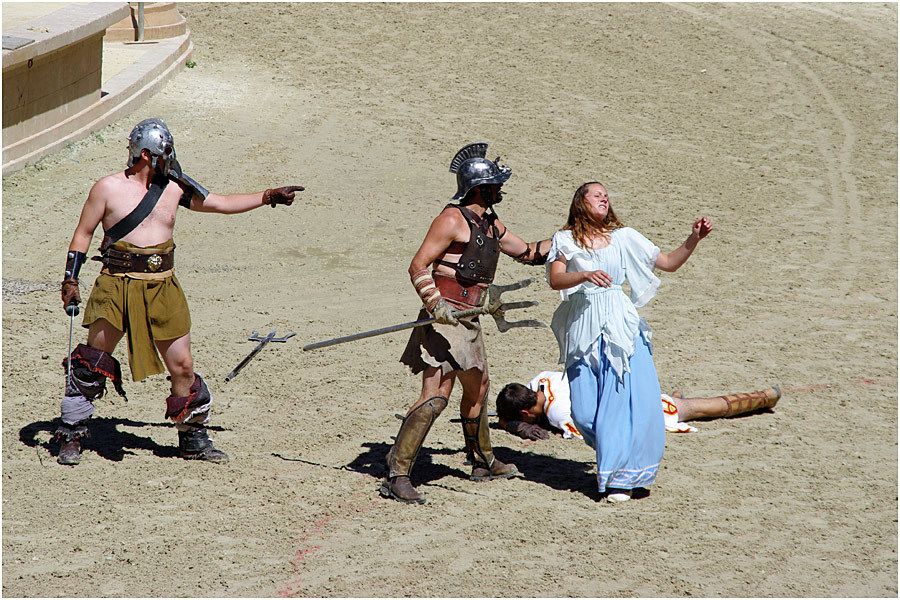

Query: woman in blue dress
[[546, 182, 712, 502]]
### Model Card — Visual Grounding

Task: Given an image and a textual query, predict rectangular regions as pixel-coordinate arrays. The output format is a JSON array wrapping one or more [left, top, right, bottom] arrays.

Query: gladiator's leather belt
[[104, 248, 174, 274], [434, 272, 485, 308]]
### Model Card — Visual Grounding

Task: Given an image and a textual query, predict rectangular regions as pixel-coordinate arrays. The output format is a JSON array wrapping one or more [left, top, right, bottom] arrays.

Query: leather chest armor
[[438, 204, 501, 285]]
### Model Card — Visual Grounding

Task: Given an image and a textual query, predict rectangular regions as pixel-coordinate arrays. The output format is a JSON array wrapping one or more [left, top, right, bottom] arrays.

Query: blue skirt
[[566, 333, 665, 493]]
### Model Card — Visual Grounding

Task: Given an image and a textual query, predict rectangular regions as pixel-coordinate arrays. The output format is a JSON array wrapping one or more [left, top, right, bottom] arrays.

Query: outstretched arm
[[496, 221, 551, 266], [654, 217, 712, 272], [190, 185, 304, 214]]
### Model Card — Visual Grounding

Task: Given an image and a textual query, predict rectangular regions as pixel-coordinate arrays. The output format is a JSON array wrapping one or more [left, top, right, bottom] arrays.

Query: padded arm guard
[[168, 159, 209, 208], [411, 268, 442, 312]]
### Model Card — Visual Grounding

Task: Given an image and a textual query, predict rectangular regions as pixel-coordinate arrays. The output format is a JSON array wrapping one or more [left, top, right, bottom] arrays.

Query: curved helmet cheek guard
[[449, 141, 512, 203], [127, 118, 176, 176]]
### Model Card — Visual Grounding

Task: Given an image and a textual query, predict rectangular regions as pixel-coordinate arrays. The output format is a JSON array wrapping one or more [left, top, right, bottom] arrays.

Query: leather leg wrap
[[63, 343, 127, 399], [720, 387, 781, 417], [387, 396, 448, 478], [461, 398, 494, 468], [165, 373, 213, 425]]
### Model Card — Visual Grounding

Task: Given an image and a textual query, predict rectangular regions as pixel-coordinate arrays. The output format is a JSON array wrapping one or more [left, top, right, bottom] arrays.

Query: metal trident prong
[[480, 278, 547, 332]]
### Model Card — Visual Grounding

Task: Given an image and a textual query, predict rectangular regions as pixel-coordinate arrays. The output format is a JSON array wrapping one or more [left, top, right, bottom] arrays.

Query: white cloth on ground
[[661, 393, 698, 433], [527, 371, 582, 439]]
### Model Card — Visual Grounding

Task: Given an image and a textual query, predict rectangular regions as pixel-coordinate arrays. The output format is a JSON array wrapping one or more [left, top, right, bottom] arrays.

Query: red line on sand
[[277, 491, 381, 597], [782, 376, 890, 395]]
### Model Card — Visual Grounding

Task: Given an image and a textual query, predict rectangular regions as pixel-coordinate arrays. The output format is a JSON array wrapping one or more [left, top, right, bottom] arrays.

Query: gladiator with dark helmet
[[449, 142, 512, 203]]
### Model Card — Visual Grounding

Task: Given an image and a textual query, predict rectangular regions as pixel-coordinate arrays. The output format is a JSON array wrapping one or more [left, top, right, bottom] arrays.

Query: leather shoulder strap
[[104, 174, 169, 245]]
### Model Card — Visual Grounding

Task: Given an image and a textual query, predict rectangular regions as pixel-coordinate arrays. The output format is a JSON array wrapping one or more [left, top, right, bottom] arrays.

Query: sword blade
[[66, 312, 75, 386]]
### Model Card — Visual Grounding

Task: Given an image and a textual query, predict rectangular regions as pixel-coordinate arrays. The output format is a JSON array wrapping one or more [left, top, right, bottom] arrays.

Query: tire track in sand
[[669, 3, 866, 297]]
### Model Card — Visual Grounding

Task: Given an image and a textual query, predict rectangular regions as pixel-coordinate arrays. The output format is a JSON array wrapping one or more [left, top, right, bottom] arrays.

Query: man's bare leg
[[407, 366, 456, 415], [155, 333, 194, 397], [673, 387, 781, 421], [382, 367, 456, 503], [457, 367, 518, 481], [155, 333, 227, 463], [86, 318, 124, 353]]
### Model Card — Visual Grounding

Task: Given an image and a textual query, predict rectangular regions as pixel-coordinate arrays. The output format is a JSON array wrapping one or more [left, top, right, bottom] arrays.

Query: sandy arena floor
[[2, 3, 897, 597]]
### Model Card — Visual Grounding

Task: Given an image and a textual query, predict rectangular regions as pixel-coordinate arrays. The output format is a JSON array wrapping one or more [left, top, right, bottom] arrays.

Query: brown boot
[[55, 423, 88, 466], [380, 396, 448, 504], [379, 476, 426, 504], [461, 400, 519, 482]]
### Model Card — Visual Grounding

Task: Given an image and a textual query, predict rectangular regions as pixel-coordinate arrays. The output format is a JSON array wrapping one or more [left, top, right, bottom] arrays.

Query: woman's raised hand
[[692, 216, 713, 240]]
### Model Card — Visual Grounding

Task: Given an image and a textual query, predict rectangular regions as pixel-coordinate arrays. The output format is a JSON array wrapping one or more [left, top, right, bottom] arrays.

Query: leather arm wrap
[[64, 251, 87, 281], [513, 240, 549, 266], [411, 268, 442, 312]]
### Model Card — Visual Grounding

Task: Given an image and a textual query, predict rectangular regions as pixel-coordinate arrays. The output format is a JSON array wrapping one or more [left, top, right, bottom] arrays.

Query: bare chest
[[102, 179, 182, 244]]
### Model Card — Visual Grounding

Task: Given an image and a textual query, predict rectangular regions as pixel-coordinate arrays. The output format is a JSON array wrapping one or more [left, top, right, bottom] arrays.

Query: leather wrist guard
[[64, 250, 87, 281], [411, 268, 442, 312], [513, 240, 549, 266]]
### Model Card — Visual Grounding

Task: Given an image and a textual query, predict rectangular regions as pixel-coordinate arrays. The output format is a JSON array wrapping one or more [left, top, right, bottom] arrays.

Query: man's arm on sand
[[498, 416, 551, 441]]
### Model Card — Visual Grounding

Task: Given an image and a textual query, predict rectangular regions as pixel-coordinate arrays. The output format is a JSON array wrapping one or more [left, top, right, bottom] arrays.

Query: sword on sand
[[225, 329, 296, 383], [303, 278, 545, 352]]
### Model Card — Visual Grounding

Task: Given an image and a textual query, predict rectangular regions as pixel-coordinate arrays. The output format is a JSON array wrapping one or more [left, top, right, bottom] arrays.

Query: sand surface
[[2, 3, 897, 597]]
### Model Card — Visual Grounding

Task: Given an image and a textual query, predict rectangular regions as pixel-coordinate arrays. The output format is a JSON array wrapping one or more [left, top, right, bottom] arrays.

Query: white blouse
[[545, 228, 661, 378]]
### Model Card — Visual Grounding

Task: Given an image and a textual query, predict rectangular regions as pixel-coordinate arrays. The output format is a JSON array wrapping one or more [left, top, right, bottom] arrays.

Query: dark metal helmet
[[449, 142, 512, 201], [127, 118, 176, 175]]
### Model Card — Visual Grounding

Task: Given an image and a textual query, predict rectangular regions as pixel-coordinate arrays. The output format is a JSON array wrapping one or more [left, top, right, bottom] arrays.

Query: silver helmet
[[449, 142, 512, 201], [127, 118, 176, 175]]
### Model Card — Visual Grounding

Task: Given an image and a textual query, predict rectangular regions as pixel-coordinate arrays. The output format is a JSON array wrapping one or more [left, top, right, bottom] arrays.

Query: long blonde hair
[[563, 182, 624, 249]]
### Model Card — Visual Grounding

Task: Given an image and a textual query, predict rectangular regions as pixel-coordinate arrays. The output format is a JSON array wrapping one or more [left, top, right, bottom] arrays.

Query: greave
[[386, 396, 448, 478], [461, 399, 494, 468], [720, 386, 781, 417]]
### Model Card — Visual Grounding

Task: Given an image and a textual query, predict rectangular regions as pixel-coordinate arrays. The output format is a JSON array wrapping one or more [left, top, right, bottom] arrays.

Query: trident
[[302, 278, 546, 352]]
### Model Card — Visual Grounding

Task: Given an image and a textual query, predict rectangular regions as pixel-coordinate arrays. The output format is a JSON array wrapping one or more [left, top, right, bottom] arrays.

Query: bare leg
[[407, 366, 456, 415], [58, 319, 125, 465], [86, 318, 124, 353], [456, 367, 489, 420], [155, 333, 194, 396]]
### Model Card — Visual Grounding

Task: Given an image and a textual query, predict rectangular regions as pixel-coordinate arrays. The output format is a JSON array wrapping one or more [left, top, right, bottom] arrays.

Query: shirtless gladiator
[[57, 118, 303, 466], [380, 142, 553, 504]]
